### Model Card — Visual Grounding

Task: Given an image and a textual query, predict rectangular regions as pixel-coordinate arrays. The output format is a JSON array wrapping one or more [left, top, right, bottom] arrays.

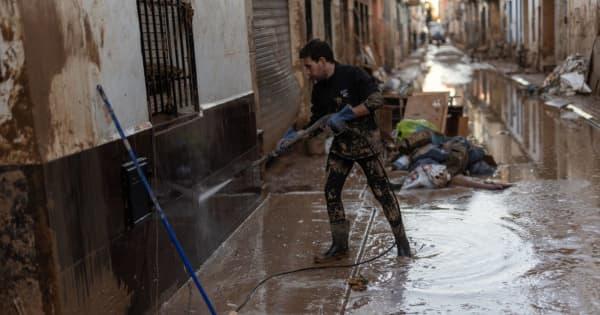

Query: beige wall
[[192, 0, 253, 106], [289, 0, 312, 125], [1, 0, 149, 165]]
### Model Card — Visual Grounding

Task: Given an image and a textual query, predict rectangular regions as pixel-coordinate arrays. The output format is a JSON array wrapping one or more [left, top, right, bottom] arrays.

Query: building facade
[[1, 0, 261, 313], [1, 1, 425, 313], [445, 0, 600, 73]]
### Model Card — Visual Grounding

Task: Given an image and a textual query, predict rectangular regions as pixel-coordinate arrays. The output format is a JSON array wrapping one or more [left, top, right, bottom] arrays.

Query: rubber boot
[[392, 223, 412, 257], [314, 220, 350, 264]]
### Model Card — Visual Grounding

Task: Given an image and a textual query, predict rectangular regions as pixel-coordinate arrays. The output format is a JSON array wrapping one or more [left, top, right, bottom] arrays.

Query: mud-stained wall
[[289, 0, 312, 126], [488, 1, 503, 55], [0, 169, 45, 315], [0, 1, 39, 165], [192, 0, 253, 105], [311, 0, 326, 41], [555, 0, 568, 62], [526, 0, 539, 66], [372, 0, 385, 66], [565, 0, 599, 56], [332, 0, 345, 63], [11, 0, 149, 164]]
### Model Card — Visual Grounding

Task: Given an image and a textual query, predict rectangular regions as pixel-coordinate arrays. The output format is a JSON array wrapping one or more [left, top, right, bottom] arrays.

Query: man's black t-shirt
[[308, 63, 383, 159]]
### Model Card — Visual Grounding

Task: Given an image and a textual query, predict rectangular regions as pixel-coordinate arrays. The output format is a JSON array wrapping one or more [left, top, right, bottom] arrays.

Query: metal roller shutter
[[253, 0, 301, 149]]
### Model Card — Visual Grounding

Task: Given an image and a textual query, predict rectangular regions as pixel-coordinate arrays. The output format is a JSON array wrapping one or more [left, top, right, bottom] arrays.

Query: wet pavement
[[162, 45, 600, 314]]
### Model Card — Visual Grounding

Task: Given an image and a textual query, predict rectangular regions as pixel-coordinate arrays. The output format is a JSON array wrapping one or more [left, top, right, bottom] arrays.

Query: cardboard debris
[[457, 116, 469, 137], [560, 72, 592, 94], [544, 98, 570, 108], [543, 54, 591, 96], [404, 92, 449, 133]]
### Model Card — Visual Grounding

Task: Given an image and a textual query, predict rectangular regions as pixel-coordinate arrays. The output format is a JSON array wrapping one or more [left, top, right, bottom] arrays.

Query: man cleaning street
[[277, 39, 412, 262]]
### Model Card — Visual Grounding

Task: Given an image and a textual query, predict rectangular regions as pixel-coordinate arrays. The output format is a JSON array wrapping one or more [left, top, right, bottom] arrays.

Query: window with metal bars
[[305, 0, 313, 40], [353, 2, 370, 46], [323, 0, 332, 45], [136, 0, 199, 120]]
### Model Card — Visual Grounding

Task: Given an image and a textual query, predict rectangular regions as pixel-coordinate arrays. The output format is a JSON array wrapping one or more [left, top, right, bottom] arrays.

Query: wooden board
[[376, 106, 394, 136], [404, 92, 449, 132], [457, 116, 469, 137], [588, 36, 600, 96]]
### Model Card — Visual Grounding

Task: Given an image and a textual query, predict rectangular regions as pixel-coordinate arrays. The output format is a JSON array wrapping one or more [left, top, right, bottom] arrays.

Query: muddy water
[[163, 45, 599, 314], [369, 45, 600, 314]]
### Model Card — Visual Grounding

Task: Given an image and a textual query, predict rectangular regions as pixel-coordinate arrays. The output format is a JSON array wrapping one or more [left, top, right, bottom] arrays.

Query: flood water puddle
[[386, 45, 600, 314]]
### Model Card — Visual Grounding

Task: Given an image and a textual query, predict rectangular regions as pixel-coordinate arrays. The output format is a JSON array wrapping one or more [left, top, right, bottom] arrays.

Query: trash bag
[[442, 138, 470, 176], [411, 144, 449, 167], [543, 54, 591, 96], [468, 160, 496, 176], [560, 72, 592, 94], [396, 119, 439, 140], [402, 164, 451, 190], [410, 157, 440, 170], [467, 145, 486, 165], [392, 155, 410, 170]]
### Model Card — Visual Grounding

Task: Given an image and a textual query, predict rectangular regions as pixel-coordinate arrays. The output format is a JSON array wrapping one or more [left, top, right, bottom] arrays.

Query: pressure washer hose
[[235, 242, 396, 312]]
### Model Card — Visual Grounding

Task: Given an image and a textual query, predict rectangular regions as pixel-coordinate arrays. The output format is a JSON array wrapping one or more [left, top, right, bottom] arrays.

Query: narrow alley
[[162, 45, 600, 314], [2, 1, 600, 315]]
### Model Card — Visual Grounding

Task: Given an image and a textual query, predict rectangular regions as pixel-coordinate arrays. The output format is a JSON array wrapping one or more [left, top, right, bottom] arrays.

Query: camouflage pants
[[324, 153, 404, 228]]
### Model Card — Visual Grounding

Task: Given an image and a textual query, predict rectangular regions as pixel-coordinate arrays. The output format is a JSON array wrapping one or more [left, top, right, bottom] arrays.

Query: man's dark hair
[[299, 39, 335, 62]]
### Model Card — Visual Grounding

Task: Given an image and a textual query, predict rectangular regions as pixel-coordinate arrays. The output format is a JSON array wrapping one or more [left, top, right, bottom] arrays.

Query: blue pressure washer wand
[[96, 85, 217, 315]]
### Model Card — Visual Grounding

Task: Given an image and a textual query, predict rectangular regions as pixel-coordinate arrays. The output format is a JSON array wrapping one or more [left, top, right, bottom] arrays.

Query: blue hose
[[96, 85, 217, 315]]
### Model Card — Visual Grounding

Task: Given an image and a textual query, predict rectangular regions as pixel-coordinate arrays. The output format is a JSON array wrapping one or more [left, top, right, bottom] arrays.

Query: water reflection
[[402, 191, 537, 314], [468, 70, 600, 185], [400, 45, 600, 314], [421, 45, 470, 97]]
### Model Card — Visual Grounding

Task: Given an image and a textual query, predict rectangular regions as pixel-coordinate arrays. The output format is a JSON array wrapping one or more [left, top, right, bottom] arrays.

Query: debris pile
[[389, 126, 499, 190], [543, 54, 592, 96], [348, 275, 369, 291], [382, 77, 414, 96]]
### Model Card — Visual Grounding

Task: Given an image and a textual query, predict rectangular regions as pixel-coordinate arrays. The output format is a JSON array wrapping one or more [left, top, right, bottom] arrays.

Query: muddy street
[[160, 45, 600, 315], [6, 1, 600, 314]]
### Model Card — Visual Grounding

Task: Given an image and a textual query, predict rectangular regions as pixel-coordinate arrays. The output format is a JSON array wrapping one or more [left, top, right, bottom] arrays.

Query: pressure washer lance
[[250, 114, 333, 168], [96, 85, 217, 315], [233, 243, 397, 313], [164, 115, 333, 205]]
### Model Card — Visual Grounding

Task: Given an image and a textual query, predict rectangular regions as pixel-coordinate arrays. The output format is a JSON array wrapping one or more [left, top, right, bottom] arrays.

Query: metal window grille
[[136, 0, 199, 118], [323, 0, 332, 45], [354, 1, 360, 40], [305, 0, 313, 40]]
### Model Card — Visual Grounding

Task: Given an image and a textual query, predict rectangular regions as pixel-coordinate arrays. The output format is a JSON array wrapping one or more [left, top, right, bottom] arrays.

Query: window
[[136, 0, 199, 120], [396, 1, 403, 31], [354, 1, 360, 41], [353, 1, 370, 45], [324, 0, 333, 45], [305, 0, 313, 40]]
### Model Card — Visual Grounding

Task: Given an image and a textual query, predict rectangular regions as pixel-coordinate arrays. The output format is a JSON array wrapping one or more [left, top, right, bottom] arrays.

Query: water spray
[[97, 85, 217, 315]]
